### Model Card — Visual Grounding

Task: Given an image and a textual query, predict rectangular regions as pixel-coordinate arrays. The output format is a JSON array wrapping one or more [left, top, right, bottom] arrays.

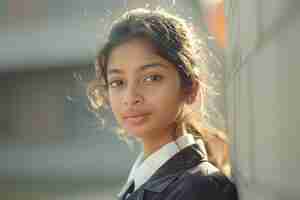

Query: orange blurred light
[[205, 1, 227, 48]]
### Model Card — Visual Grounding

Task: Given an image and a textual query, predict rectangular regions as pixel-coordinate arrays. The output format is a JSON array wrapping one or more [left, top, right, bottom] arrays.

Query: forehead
[[107, 38, 175, 73]]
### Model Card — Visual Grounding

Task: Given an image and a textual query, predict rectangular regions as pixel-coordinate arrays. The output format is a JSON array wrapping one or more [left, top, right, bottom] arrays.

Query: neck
[[141, 124, 184, 159]]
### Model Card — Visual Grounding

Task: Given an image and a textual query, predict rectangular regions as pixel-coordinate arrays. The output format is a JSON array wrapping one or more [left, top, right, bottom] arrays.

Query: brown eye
[[109, 79, 124, 88], [144, 74, 163, 82]]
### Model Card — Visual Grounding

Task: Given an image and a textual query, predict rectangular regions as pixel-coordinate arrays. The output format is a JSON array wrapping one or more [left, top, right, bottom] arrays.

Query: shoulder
[[167, 162, 238, 200]]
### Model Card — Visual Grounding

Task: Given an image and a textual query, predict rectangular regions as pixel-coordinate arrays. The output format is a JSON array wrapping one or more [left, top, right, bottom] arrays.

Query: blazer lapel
[[142, 143, 207, 193], [119, 143, 207, 200]]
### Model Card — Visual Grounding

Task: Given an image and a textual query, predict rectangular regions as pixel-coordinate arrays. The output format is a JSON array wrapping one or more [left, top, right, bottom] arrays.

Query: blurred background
[[1, 0, 300, 199], [0, 0, 226, 199]]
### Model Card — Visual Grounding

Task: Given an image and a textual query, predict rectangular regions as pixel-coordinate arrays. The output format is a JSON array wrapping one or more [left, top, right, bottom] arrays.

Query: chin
[[124, 126, 153, 139]]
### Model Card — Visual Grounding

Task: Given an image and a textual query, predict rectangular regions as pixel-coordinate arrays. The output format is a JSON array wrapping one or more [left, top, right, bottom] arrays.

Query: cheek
[[151, 88, 184, 116]]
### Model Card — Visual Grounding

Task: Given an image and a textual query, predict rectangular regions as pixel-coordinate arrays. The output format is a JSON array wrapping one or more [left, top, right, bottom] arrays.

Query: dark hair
[[87, 8, 230, 176]]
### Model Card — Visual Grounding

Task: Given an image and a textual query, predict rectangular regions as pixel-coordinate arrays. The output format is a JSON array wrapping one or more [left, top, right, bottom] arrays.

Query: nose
[[122, 83, 144, 106]]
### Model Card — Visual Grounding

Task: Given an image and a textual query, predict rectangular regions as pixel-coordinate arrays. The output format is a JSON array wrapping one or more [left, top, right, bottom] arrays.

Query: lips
[[122, 113, 150, 126], [123, 113, 147, 118]]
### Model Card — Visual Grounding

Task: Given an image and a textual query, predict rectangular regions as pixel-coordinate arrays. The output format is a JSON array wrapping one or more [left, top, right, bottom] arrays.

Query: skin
[[106, 37, 196, 158]]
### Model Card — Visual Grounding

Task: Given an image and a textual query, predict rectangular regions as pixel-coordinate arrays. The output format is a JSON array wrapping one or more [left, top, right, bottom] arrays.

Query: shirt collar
[[126, 133, 196, 191]]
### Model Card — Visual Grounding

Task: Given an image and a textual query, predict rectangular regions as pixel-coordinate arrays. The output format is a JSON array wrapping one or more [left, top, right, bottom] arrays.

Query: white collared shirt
[[121, 133, 198, 194]]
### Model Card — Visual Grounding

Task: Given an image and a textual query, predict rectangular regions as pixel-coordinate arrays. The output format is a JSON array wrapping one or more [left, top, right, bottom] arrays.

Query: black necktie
[[124, 180, 135, 200]]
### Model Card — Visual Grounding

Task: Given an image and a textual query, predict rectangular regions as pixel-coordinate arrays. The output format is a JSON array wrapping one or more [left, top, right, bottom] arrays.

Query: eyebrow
[[107, 62, 169, 76]]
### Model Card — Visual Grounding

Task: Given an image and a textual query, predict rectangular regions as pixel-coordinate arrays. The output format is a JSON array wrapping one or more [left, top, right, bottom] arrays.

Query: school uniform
[[118, 134, 238, 200]]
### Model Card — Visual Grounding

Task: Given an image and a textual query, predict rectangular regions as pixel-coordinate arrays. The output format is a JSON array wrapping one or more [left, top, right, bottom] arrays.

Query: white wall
[[225, 0, 300, 199]]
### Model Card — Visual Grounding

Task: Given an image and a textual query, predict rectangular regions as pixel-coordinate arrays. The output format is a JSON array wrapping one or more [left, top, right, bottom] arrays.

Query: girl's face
[[106, 38, 187, 140]]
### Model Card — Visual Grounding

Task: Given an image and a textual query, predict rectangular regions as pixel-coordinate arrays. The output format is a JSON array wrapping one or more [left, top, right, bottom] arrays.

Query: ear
[[185, 80, 200, 105]]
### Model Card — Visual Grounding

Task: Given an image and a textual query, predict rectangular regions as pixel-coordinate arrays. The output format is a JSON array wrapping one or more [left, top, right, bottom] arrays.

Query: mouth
[[122, 113, 150, 125]]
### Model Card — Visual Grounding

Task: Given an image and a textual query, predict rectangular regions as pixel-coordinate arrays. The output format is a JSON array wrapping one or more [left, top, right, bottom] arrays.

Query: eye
[[108, 79, 124, 88], [144, 74, 163, 83]]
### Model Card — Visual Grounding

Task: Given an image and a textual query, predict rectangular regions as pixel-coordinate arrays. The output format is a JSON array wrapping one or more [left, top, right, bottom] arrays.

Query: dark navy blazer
[[118, 144, 238, 200]]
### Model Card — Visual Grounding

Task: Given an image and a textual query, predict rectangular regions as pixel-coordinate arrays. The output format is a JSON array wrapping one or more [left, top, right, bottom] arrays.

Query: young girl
[[88, 8, 238, 200]]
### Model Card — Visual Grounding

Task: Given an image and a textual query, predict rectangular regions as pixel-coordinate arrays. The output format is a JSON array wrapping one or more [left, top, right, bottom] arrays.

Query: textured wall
[[225, 0, 300, 199]]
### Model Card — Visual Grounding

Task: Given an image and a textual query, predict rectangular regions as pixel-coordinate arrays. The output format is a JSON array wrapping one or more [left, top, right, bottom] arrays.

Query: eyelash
[[108, 79, 124, 88], [108, 74, 163, 88], [144, 74, 163, 82]]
